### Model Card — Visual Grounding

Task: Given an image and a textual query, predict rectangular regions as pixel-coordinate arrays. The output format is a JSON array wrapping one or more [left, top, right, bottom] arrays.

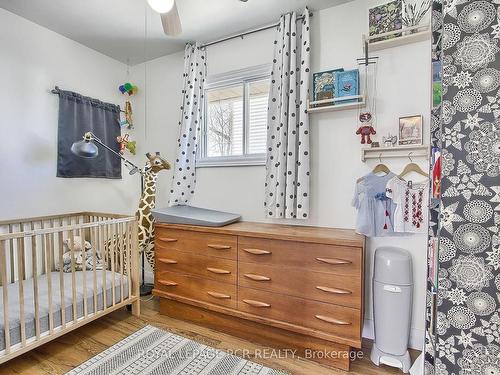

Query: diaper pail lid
[[374, 247, 413, 285]]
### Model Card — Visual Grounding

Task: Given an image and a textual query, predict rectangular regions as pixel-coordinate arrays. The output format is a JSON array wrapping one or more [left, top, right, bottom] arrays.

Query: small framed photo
[[399, 115, 423, 145]]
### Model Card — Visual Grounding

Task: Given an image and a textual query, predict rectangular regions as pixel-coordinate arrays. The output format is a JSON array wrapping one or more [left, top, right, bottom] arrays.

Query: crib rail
[[0, 212, 140, 363]]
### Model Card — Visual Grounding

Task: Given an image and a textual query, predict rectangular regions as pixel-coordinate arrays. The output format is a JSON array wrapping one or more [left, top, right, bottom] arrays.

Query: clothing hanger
[[357, 154, 391, 182], [398, 152, 429, 178], [372, 153, 391, 175]]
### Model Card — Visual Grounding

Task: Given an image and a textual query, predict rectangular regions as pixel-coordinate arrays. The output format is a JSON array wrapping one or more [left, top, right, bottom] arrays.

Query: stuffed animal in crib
[[57, 235, 104, 273], [356, 112, 376, 144]]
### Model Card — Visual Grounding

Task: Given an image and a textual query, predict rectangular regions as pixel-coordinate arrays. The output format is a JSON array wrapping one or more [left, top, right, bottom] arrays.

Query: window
[[198, 65, 271, 167]]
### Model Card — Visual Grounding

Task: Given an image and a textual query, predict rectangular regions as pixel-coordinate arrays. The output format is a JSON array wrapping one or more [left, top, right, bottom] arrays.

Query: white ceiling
[[0, 0, 350, 65]]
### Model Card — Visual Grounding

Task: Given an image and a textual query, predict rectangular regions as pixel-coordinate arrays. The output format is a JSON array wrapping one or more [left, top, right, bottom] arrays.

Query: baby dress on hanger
[[352, 172, 398, 237], [385, 176, 429, 234]]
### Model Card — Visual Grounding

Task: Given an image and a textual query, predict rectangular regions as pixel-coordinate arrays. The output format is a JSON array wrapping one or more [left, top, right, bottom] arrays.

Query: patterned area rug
[[66, 325, 287, 375]]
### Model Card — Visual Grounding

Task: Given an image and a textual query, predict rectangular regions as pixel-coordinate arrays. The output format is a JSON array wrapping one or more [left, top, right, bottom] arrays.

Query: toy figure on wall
[[356, 112, 377, 144], [120, 101, 134, 129], [117, 133, 137, 155]]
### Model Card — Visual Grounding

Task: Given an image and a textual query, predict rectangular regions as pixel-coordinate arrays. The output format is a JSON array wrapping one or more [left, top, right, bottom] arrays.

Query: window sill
[[196, 155, 266, 168]]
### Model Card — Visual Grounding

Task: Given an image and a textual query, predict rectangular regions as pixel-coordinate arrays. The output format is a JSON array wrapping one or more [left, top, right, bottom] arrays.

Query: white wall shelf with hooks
[[361, 145, 429, 162], [363, 24, 431, 52], [307, 95, 366, 113]]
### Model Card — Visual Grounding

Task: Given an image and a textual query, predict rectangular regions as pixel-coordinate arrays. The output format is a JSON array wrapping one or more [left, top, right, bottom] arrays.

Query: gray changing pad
[[152, 205, 241, 227]]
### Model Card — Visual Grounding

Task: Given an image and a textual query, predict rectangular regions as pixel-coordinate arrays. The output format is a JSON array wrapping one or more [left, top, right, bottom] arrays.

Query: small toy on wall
[[119, 82, 138, 96], [117, 133, 137, 155], [356, 112, 376, 144], [382, 133, 398, 147], [120, 101, 134, 129]]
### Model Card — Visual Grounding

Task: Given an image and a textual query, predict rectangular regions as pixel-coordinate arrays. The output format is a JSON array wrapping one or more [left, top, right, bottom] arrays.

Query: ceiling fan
[[147, 0, 182, 36]]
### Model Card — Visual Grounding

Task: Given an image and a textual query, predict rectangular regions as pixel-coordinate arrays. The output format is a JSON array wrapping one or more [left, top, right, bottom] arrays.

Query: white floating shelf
[[361, 145, 429, 162], [363, 25, 431, 52], [307, 95, 366, 113]]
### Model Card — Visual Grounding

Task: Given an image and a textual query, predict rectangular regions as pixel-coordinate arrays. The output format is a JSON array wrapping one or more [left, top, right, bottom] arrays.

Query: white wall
[[0, 8, 143, 221]]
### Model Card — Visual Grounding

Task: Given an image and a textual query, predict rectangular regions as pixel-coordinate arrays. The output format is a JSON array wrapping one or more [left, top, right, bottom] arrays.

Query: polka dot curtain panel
[[265, 10, 311, 219]]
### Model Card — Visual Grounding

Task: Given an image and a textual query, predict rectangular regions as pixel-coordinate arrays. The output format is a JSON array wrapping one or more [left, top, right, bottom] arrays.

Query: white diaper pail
[[371, 247, 413, 373]]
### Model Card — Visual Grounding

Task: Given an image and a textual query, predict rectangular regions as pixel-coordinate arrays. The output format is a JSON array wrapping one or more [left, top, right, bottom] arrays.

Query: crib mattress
[[0, 270, 129, 351]]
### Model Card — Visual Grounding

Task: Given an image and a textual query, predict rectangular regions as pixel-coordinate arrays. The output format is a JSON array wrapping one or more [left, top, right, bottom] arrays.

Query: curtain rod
[[200, 11, 312, 49]]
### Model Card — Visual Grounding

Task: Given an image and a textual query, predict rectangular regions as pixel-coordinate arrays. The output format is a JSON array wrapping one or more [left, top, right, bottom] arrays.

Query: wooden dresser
[[153, 222, 365, 370]]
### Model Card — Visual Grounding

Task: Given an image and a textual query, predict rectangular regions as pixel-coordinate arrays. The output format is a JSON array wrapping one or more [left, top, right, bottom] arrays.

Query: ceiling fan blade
[[161, 2, 182, 36]]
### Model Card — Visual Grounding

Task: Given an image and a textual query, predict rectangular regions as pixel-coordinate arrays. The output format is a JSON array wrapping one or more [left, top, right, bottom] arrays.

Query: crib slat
[[110, 223, 116, 306], [8, 225, 14, 284], [127, 222, 132, 300], [119, 223, 124, 304], [79, 226, 88, 319], [17, 237, 26, 347], [69, 230, 77, 323], [99, 221, 107, 313], [31, 226, 41, 340], [45, 233, 54, 334], [58, 225, 66, 329], [0, 240, 11, 353], [40, 221, 46, 275], [91, 223, 98, 314]]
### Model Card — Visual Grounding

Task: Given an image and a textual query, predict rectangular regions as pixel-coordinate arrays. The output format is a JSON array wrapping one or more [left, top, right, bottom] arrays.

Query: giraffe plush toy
[[136, 152, 171, 270], [105, 152, 170, 273]]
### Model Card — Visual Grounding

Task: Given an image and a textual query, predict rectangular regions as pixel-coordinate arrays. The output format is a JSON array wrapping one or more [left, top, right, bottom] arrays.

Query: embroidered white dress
[[385, 176, 429, 234]]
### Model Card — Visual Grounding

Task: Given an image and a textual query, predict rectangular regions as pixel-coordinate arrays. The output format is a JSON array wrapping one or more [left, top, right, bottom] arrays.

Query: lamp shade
[[71, 139, 99, 158]]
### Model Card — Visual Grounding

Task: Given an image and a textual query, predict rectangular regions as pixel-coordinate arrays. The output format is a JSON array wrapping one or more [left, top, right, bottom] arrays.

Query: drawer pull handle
[[207, 291, 231, 299], [206, 267, 231, 275], [158, 258, 178, 265], [316, 286, 352, 295], [243, 299, 271, 308], [244, 274, 271, 281], [158, 237, 178, 243], [315, 315, 351, 326], [158, 280, 178, 286], [208, 244, 232, 250], [243, 248, 271, 255], [316, 257, 352, 265]]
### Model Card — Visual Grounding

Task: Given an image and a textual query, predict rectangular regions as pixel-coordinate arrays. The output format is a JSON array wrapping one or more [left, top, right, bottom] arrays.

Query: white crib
[[0, 212, 140, 364]]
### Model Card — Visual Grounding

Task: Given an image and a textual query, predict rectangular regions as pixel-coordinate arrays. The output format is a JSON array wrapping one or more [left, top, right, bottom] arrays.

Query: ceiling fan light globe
[[147, 0, 175, 14]]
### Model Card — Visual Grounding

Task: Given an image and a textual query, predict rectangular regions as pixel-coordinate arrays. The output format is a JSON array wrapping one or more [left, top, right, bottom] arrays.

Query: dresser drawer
[[155, 228, 237, 260], [156, 248, 236, 284], [238, 262, 361, 309], [238, 237, 362, 276], [155, 271, 237, 308], [238, 287, 360, 343]]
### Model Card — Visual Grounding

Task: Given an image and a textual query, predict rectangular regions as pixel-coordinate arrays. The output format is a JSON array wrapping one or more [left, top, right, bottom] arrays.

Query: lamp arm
[[85, 132, 142, 174]]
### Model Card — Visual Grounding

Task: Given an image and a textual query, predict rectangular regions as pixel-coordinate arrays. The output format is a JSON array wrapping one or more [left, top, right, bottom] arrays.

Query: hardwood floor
[[0, 298, 420, 374]]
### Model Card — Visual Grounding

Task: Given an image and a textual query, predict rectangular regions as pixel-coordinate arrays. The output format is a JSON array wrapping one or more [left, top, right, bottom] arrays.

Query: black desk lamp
[[71, 131, 153, 296]]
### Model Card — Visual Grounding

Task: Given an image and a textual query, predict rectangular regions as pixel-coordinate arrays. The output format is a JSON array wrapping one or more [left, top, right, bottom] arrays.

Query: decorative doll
[[356, 112, 376, 144]]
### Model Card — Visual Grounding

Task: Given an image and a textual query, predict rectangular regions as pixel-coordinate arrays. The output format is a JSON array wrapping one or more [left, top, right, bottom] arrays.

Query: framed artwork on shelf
[[399, 115, 423, 145], [335, 69, 359, 103], [312, 68, 344, 103], [368, 0, 403, 42]]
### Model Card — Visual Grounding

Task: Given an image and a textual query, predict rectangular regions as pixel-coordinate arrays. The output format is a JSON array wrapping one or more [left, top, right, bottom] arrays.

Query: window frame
[[197, 64, 272, 168]]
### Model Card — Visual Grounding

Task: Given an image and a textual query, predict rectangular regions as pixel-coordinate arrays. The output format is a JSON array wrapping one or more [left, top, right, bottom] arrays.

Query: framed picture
[[313, 68, 344, 102], [399, 115, 423, 145], [369, 0, 403, 42]]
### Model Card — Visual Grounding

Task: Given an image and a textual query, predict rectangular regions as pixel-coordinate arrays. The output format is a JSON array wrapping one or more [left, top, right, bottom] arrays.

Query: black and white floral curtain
[[425, 1, 500, 374], [169, 43, 207, 205], [264, 9, 311, 219]]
